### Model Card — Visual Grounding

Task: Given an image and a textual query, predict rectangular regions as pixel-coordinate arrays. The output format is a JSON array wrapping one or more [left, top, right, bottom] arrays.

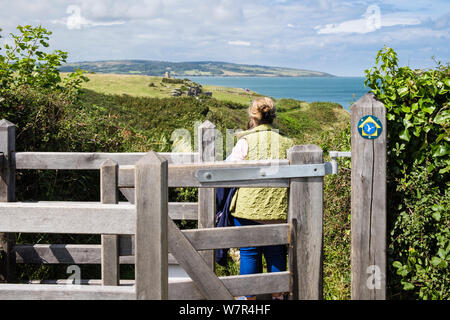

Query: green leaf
[[431, 256, 442, 267], [422, 106, 435, 114], [387, 113, 395, 121], [402, 106, 411, 113], [432, 144, 449, 157], [434, 110, 450, 125], [397, 87, 409, 97], [437, 248, 446, 259], [399, 129, 411, 142], [393, 261, 402, 269], [402, 282, 415, 290], [432, 211, 441, 221], [444, 78, 450, 87], [439, 166, 450, 174]]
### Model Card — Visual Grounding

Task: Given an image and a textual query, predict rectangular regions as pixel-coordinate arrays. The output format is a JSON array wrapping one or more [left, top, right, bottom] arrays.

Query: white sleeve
[[226, 138, 248, 161]]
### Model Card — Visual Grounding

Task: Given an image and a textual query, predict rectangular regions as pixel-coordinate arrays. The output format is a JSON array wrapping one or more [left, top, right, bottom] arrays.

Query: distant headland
[[60, 60, 335, 77]]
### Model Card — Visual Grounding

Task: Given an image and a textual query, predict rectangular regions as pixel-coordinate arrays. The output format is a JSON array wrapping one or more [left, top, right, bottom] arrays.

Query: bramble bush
[[365, 47, 449, 299], [0, 25, 87, 96]]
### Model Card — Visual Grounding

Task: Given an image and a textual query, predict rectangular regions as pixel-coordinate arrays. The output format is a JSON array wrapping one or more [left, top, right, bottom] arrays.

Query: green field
[[77, 73, 261, 105], [77, 73, 350, 144]]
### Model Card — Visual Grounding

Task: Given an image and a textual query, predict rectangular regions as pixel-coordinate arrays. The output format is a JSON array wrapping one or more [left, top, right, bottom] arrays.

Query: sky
[[0, 0, 448, 76]]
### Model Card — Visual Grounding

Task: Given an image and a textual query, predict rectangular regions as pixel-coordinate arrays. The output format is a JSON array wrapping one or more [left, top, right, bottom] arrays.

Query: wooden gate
[[128, 144, 325, 299]]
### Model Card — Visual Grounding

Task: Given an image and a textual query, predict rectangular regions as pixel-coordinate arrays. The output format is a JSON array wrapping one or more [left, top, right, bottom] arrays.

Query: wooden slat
[[25, 279, 135, 285], [118, 160, 290, 188], [100, 159, 120, 286], [21, 272, 291, 300], [13, 244, 179, 265], [0, 283, 135, 300], [14, 152, 198, 169], [0, 120, 15, 203], [168, 218, 233, 300], [169, 272, 291, 300], [135, 152, 168, 300], [0, 119, 16, 282], [182, 224, 289, 250], [0, 202, 135, 234], [197, 120, 216, 269], [119, 189, 198, 220], [119, 223, 289, 255], [14, 244, 102, 264], [13, 223, 288, 265], [351, 93, 387, 300], [288, 144, 324, 300]]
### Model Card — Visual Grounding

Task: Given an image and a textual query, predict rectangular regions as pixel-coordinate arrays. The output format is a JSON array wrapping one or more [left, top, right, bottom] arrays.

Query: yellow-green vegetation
[[77, 73, 350, 144], [79, 73, 169, 98], [75, 72, 262, 105]]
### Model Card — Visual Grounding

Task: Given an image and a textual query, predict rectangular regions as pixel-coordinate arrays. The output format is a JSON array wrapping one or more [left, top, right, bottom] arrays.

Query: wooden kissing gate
[[0, 93, 386, 300]]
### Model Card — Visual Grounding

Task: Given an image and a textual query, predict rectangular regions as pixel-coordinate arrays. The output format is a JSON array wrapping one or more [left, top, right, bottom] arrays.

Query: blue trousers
[[233, 217, 287, 275]]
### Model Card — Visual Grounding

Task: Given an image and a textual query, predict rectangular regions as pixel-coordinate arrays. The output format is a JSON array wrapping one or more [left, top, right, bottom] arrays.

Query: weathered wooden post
[[0, 119, 16, 283], [101, 159, 120, 286], [135, 151, 168, 299], [197, 120, 216, 269], [287, 145, 324, 300], [351, 92, 386, 300]]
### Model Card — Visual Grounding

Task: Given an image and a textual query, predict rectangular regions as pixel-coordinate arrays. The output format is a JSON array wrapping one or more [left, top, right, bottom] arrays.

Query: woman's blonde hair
[[248, 97, 276, 127]]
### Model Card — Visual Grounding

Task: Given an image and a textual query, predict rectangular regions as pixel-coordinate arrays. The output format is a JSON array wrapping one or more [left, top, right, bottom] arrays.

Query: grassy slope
[[79, 73, 261, 105], [79, 73, 350, 141]]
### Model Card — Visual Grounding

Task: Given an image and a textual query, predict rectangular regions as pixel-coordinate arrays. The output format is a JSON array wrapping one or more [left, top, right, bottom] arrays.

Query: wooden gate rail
[[0, 144, 323, 299], [13, 224, 289, 263], [0, 151, 308, 299], [0, 120, 213, 287], [13, 151, 198, 169], [18, 272, 290, 300]]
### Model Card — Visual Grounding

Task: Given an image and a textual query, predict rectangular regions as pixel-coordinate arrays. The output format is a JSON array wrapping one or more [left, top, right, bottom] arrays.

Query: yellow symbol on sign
[[358, 116, 381, 138]]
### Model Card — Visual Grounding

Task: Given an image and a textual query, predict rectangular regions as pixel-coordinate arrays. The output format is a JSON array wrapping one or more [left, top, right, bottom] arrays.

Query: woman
[[228, 97, 293, 300]]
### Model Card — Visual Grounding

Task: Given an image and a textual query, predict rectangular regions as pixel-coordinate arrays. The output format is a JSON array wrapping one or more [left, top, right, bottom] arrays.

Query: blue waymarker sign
[[358, 115, 382, 140]]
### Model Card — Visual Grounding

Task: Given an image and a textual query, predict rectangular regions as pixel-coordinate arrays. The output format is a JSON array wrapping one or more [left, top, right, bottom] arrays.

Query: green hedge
[[365, 47, 449, 299]]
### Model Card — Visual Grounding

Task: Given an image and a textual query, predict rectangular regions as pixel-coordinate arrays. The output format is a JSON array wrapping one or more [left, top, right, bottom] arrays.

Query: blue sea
[[188, 76, 368, 111]]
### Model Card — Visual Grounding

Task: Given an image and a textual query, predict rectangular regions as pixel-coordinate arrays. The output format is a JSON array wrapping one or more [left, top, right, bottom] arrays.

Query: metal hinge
[[196, 162, 335, 183]]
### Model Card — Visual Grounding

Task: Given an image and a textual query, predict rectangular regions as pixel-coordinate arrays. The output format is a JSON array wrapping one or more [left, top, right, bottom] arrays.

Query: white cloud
[[1, 0, 447, 76], [316, 5, 421, 34], [228, 40, 251, 46], [52, 5, 125, 30]]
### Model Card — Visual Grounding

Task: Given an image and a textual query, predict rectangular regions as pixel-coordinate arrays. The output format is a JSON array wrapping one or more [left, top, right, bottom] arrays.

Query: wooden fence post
[[351, 93, 386, 300], [101, 159, 120, 286], [197, 120, 216, 269], [287, 145, 323, 300], [135, 151, 168, 300], [0, 119, 16, 283]]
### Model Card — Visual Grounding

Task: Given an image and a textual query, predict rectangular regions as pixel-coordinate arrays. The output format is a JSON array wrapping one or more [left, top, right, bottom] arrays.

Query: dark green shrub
[[161, 77, 184, 84], [365, 46, 449, 299]]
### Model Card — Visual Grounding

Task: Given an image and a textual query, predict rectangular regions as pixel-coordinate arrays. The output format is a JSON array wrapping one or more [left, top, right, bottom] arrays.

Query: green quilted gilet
[[230, 124, 293, 221]]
